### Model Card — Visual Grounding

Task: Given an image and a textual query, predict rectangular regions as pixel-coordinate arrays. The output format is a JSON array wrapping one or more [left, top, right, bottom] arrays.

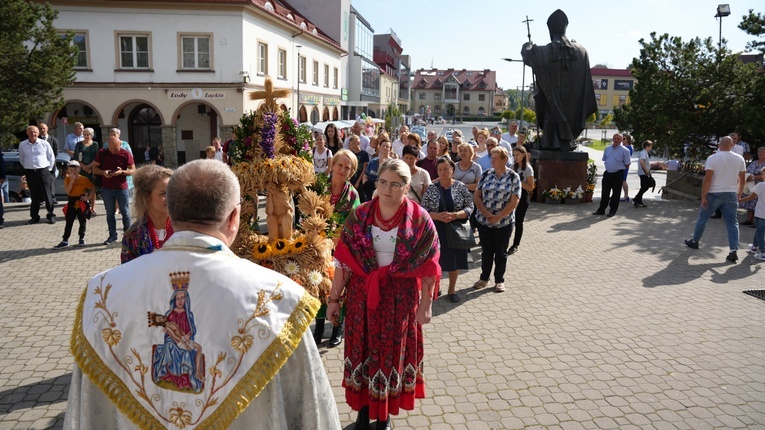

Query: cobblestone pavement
[[1, 198, 764, 430]]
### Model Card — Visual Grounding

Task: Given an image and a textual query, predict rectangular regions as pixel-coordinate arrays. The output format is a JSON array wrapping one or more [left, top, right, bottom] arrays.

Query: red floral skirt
[[343, 272, 426, 421]]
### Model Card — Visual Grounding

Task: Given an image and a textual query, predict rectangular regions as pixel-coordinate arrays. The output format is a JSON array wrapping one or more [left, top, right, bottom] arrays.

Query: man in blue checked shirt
[[594, 133, 631, 217]]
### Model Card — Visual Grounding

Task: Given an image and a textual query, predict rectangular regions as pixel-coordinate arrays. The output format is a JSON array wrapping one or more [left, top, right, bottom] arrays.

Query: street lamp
[[296, 45, 302, 121], [714, 4, 730, 53], [502, 58, 526, 131]]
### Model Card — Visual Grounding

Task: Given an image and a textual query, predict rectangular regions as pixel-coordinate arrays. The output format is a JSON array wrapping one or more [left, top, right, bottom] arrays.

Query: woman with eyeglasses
[[362, 138, 392, 201], [449, 131, 463, 161], [74, 127, 100, 215], [507, 146, 534, 255], [327, 159, 440, 430], [421, 157, 474, 303], [473, 147, 521, 293]]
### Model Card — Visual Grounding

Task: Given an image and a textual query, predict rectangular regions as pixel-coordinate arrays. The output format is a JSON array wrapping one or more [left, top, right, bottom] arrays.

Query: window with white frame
[[119, 34, 150, 69], [278, 49, 287, 79], [180, 34, 210, 70], [312, 60, 319, 85], [333, 67, 338, 88], [299, 56, 306, 83], [258, 42, 268, 75], [324, 64, 329, 87], [419, 92, 426, 100]]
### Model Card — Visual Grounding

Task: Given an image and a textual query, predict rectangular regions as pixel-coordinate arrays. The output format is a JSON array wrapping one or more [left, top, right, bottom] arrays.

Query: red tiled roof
[[412, 69, 497, 91], [590, 68, 632, 77]]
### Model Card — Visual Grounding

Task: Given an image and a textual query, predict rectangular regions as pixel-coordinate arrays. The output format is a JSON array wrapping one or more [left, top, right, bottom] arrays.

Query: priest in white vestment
[[64, 159, 341, 429]]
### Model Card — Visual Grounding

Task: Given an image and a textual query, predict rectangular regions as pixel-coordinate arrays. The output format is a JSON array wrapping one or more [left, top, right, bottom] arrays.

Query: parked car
[[2, 151, 71, 202], [410, 125, 427, 142]]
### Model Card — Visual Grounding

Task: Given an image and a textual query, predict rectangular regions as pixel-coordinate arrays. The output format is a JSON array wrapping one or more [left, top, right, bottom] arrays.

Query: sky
[[351, 0, 762, 91]]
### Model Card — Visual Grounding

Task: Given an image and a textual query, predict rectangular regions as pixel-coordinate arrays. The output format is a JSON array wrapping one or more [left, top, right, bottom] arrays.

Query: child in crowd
[[205, 146, 216, 159], [54, 161, 94, 249], [740, 167, 765, 261]]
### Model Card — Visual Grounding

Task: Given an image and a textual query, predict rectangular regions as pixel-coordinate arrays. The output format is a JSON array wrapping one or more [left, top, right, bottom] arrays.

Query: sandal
[[472, 280, 488, 289]]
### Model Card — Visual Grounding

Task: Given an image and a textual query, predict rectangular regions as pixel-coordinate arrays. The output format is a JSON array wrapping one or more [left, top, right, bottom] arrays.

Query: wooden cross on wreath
[[249, 76, 291, 112]]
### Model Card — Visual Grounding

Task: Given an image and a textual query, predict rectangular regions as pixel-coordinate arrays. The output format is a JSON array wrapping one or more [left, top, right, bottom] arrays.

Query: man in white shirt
[[491, 126, 513, 152], [64, 160, 341, 430], [730, 131, 750, 162], [344, 122, 370, 154], [64, 122, 84, 157], [18, 126, 57, 224], [502, 122, 519, 146], [212, 137, 224, 161], [685, 136, 746, 262]]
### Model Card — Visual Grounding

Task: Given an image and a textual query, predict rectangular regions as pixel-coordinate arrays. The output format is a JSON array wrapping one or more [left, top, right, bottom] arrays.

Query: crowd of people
[[7, 118, 759, 428]]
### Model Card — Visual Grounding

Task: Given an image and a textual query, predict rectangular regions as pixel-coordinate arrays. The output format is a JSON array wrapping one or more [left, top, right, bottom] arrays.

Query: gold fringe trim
[[71, 285, 165, 429], [199, 290, 320, 429], [71, 285, 320, 430]]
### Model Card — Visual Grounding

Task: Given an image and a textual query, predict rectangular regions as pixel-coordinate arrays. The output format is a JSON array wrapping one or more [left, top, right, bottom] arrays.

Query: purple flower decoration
[[260, 112, 278, 158]]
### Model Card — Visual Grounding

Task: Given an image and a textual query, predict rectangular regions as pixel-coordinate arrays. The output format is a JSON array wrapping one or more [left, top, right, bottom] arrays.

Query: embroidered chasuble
[[64, 231, 341, 429]]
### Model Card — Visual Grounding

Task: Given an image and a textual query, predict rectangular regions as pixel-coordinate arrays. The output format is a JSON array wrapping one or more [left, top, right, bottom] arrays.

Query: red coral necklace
[[374, 200, 406, 231], [147, 217, 173, 250]]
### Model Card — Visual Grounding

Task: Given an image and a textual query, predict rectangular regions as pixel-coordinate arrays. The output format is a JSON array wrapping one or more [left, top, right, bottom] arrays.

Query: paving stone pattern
[[1, 199, 764, 429]]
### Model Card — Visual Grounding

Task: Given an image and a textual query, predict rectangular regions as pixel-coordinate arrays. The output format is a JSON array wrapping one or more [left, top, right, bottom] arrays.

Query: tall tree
[[614, 32, 765, 160], [739, 9, 765, 54], [0, 0, 77, 146]]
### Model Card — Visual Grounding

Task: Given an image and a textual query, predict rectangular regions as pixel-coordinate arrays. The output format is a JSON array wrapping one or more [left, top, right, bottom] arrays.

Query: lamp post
[[502, 58, 525, 130], [714, 4, 731, 53], [296, 45, 302, 121]]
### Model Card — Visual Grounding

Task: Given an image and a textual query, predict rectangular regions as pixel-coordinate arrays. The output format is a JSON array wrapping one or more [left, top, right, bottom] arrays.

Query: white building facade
[[48, 0, 343, 167]]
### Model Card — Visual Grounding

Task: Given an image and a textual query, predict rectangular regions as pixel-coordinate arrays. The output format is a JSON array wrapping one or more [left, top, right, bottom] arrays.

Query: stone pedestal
[[531, 150, 588, 203]]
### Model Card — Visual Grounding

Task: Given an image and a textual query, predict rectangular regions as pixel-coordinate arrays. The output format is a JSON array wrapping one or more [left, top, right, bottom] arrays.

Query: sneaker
[[103, 237, 118, 245], [747, 244, 757, 253], [0, 224, 4, 229], [48, 217, 56, 224], [726, 251, 738, 263], [685, 239, 699, 249], [754, 253, 765, 261], [53, 241, 69, 249], [494, 282, 506, 293], [507, 246, 518, 255], [78, 239, 86, 246]]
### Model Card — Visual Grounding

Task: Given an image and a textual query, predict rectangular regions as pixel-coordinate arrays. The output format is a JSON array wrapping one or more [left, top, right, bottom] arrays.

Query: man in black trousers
[[39, 123, 59, 203], [594, 133, 631, 217], [18, 125, 57, 224]]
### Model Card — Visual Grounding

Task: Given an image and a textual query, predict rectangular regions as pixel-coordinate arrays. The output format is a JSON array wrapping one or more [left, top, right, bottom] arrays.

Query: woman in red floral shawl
[[327, 159, 441, 430]]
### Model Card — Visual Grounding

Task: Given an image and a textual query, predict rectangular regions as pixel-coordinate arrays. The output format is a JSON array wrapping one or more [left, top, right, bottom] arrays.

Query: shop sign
[[323, 96, 341, 106], [299, 93, 322, 105], [168, 88, 226, 100]]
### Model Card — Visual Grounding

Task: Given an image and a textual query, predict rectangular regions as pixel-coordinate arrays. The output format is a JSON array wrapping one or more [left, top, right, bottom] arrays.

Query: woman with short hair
[[120, 164, 174, 263], [402, 145, 431, 204], [74, 127, 100, 214], [473, 147, 521, 293], [421, 157, 474, 303], [453, 143, 482, 192], [474, 128, 490, 160]]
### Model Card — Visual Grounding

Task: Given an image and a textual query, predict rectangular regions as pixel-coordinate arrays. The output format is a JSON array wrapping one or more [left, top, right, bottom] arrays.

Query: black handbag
[[439, 185, 476, 250]]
